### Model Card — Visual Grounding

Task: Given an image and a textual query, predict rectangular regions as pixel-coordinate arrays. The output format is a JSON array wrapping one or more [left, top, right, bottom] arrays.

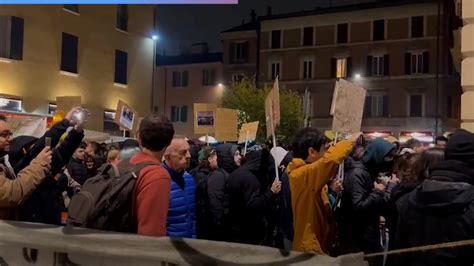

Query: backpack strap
[[128, 161, 160, 233]]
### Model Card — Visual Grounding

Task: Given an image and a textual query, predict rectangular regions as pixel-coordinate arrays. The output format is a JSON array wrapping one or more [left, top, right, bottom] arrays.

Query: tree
[[221, 77, 304, 145]]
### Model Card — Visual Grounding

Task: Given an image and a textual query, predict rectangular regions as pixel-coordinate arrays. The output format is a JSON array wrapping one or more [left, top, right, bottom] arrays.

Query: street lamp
[[354, 73, 361, 79], [218, 83, 223, 87], [151, 34, 159, 113]]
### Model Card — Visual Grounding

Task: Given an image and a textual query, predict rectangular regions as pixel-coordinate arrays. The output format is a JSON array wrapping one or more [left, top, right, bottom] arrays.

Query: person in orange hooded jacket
[[288, 127, 360, 254]]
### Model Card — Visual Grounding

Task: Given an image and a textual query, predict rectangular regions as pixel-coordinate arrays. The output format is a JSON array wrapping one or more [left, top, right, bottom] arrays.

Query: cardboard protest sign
[[193, 103, 217, 135], [56, 96, 81, 113], [265, 78, 280, 138], [330, 79, 366, 133], [215, 108, 238, 142], [238, 121, 259, 144], [115, 100, 137, 131]]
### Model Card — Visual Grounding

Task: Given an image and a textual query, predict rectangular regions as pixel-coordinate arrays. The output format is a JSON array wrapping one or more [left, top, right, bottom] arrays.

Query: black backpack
[[68, 160, 155, 233]]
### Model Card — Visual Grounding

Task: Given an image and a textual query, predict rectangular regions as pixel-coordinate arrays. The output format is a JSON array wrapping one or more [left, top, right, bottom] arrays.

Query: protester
[[228, 148, 281, 245], [394, 129, 474, 265], [128, 114, 174, 237], [434, 136, 448, 149], [19, 116, 86, 225], [288, 128, 360, 255], [85, 141, 100, 157], [67, 142, 89, 185], [106, 149, 120, 165], [193, 147, 230, 240], [339, 138, 397, 255], [404, 138, 425, 153], [215, 143, 241, 174], [163, 137, 196, 238], [0, 115, 53, 220], [85, 155, 101, 177]]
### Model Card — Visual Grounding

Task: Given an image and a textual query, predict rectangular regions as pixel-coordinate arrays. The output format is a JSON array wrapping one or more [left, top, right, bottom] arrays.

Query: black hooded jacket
[[228, 149, 276, 245], [392, 160, 474, 266], [340, 138, 395, 253]]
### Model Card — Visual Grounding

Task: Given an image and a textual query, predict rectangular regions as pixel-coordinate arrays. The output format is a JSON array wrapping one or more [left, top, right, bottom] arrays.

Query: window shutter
[[229, 43, 235, 63], [383, 54, 390, 76], [405, 53, 411, 75], [346, 57, 353, 78], [180, 106, 188, 122], [330, 58, 336, 78], [242, 42, 249, 62], [182, 71, 188, 87], [171, 106, 177, 122], [366, 56, 373, 77], [364, 96, 372, 117], [383, 95, 389, 117], [202, 70, 206, 86], [10, 16, 24, 60], [211, 69, 216, 85], [423, 51, 430, 74]]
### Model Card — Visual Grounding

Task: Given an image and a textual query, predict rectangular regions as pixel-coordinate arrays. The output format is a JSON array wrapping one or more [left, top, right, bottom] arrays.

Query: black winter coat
[[392, 160, 474, 266], [68, 158, 89, 185], [19, 128, 84, 225], [228, 149, 276, 245], [339, 139, 394, 253]]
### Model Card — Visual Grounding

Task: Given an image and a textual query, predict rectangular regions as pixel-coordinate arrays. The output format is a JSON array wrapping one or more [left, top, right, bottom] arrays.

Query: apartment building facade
[[258, 0, 461, 137], [0, 5, 155, 135], [153, 44, 224, 137]]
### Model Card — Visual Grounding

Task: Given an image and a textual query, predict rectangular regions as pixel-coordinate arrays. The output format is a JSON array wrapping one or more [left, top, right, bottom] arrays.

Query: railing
[[0, 220, 366, 266]]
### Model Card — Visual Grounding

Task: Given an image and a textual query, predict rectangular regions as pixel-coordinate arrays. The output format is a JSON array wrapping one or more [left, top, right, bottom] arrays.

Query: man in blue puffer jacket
[[163, 137, 196, 238]]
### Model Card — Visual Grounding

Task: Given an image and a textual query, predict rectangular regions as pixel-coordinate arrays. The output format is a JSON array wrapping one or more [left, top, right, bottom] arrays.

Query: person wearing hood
[[393, 129, 474, 265], [288, 128, 360, 255], [193, 147, 230, 240], [228, 148, 281, 245], [163, 137, 196, 238], [215, 143, 241, 174], [339, 138, 397, 255]]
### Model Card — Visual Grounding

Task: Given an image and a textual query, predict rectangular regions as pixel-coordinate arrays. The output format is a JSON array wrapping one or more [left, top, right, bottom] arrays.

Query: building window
[[447, 96, 453, 118], [61, 32, 78, 74], [271, 30, 281, 49], [302, 58, 313, 79], [114, 50, 128, 84], [405, 51, 429, 75], [232, 74, 244, 83], [0, 97, 22, 112], [303, 27, 314, 46], [170, 106, 188, 123], [103, 111, 123, 137], [337, 24, 348, 44], [373, 56, 384, 76], [172, 71, 188, 87], [269, 61, 281, 80], [336, 58, 347, 78], [231, 41, 248, 63], [409, 94, 423, 117], [0, 16, 24, 60], [202, 69, 216, 86], [116, 4, 128, 32], [48, 103, 57, 115], [411, 16, 424, 38], [63, 4, 79, 13], [364, 94, 388, 117], [373, 20, 385, 41]]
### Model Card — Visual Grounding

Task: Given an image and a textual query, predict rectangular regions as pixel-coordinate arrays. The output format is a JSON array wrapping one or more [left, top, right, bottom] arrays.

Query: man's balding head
[[164, 137, 191, 173]]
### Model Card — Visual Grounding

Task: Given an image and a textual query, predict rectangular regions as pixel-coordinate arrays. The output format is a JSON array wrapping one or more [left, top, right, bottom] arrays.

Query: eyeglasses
[[0, 131, 13, 139]]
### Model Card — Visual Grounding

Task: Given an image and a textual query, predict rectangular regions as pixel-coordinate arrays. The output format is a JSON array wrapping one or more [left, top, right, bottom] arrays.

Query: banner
[[0, 220, 366, 266], [331, 79, 366, 133], [215, 108, 239, 142], [265, 78, 280, 138], [8, 115, 47, 138]]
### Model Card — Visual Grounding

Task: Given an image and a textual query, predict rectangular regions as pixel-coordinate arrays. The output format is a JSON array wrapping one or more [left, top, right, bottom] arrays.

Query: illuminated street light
[[152, 34, 159, 41], [354, 73, 361, 79], [218, 83, 223, 87]]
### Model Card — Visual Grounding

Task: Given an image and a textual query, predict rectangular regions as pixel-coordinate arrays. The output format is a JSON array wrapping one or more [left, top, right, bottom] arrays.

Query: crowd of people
[[0, 108, 473, 265]]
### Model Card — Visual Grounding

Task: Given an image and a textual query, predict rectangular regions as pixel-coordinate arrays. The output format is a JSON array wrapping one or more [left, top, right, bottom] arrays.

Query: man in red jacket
[[130, 114, 174, 237]]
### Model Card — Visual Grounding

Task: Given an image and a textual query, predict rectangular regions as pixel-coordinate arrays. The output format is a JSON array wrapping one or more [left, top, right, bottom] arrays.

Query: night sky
[[155, 0, 372, 55]]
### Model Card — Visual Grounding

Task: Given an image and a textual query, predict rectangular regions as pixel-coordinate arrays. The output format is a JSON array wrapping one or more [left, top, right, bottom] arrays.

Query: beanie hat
[[120, 139, 139, 150], [445, 129, 474, 166]]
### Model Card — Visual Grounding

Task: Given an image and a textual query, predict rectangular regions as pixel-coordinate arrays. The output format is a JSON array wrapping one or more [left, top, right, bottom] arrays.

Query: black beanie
[[445, 129, 474, 166]]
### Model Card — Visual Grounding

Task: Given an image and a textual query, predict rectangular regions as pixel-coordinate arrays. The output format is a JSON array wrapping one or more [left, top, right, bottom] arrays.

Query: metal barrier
[[0, 220, 366, 266]]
